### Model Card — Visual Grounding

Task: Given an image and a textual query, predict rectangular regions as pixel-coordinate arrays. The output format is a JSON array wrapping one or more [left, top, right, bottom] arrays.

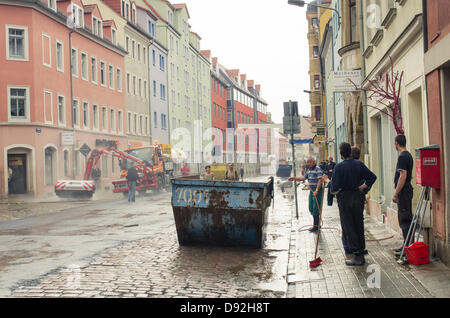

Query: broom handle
[[313, 183, 324, 259]]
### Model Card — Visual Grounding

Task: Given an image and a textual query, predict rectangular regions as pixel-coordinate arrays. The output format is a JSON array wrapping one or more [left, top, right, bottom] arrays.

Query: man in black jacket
[[325, 157, 336, 206], [126, 162, 139, 203], [323, 143, 377, 266]]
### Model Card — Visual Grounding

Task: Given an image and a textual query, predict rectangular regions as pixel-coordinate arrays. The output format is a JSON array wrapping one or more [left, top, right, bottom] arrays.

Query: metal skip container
[[171, 177, 274, 248]]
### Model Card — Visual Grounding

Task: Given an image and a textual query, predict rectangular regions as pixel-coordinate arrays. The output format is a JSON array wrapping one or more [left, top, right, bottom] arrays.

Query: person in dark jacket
[[325, 157, 336, 206], [323, 142, 377, 266], [126, 162, 139, 203]]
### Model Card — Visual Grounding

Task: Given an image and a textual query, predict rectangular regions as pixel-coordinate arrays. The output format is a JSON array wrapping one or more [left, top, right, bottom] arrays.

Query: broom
[[309, 182, 325, 269]]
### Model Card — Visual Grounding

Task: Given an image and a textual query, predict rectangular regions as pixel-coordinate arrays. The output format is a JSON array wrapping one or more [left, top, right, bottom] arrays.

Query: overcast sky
[[183, 0, 311, 124]]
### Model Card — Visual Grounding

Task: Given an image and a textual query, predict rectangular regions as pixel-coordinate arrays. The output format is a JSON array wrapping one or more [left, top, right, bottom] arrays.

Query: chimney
[[247, 80, 254, 88], [212, 57, 218, 71], [255, 84, 261, 94]]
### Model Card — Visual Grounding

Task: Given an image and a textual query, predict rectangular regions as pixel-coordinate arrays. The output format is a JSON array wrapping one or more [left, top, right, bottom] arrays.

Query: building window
[[58, 95, 65, 125], [91, 57, 97, 83], [143, 80, 147, 99], [133, 76, 136, 95], [111, 29, 117, 45], [82, 101, 89, 128], [9, 87, 28, 120], [127, 112, 131, 133], [133, 114, 137, 134], [117, 68, 122, 92], [313, 46, 319, 58], [56, 41, 64, 72], [154, 112, 157, 128], [72, 99, 79, 127], [148, 21, 155, 37], [315, 106, 321, 122], [314, 74, 320, 89], [152, 49, 156, 66], [63, 150, 69, 177], [153, 80, 157, 97], [126, 73, 130, 94], [349, 0, 357, 43], [100, 61, 106, 86], [137, 78, 142, 97], [71, 48, 78, 77], [160, 84, 166, 100], [137, 43, 141, 61], [6, 26, 28, 60], [81, 52, 88, 80], [102, 106, 107, 131], [48, 0, 56, 11], [312, 18, 318, 28], [93, 104, 99, 129], [159, 55, 165, 71], [71, 4, 84, 28], [118, 110, 123, 133], [109, 65, 114, 89], [42, 33, 51, 67], [110, 109, 115, 132]]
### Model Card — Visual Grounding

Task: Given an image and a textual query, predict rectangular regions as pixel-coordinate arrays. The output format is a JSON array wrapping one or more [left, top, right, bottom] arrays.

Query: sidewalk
[[285, 185, 450, 298]]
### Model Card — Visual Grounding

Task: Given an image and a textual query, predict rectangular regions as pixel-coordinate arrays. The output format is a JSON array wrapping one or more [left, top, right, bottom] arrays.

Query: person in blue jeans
[[126, 162, 139, 203]]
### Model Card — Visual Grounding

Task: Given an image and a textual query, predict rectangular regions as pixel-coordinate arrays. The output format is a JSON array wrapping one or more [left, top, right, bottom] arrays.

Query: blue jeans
[[128, 181, 136, 202]]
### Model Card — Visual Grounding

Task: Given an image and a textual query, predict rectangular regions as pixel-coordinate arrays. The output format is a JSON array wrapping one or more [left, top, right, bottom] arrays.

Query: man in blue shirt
[[323, 142, 377, 266], [289, 157, 324, 232]]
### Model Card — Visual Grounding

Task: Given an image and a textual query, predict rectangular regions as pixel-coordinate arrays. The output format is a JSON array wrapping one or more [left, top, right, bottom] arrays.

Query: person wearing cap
[[289, 157, 324, 232]]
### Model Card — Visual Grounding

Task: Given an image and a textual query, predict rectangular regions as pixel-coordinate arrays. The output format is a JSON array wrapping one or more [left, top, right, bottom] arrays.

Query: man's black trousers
[[337, 190, 366, 255], [397, 183, 414, 243]]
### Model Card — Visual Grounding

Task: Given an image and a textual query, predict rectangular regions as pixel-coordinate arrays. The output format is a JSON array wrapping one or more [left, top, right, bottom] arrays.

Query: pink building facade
[[0, 0, 127, 197]]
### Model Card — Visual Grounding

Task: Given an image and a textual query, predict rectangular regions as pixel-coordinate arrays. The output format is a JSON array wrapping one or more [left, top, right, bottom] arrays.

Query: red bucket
[[405, 242, 430, 265]]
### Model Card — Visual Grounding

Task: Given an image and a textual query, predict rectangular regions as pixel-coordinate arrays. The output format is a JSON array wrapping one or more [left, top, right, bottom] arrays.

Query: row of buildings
[[0, 0, 270, 198], [304, 0, 450, 265]]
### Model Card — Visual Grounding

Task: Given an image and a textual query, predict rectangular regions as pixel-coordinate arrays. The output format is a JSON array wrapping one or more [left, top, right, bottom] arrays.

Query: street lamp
[[288, 0, 341, 25]]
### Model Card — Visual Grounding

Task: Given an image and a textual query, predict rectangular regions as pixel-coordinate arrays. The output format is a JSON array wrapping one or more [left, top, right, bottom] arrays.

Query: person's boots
[[345, 253, 365, 266]]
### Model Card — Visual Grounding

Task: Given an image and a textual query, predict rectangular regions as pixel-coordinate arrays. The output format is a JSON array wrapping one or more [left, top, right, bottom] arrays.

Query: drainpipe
[[359, 0, 369, 158], [148, 39, 154, 146], [69, 29, 76, 180]]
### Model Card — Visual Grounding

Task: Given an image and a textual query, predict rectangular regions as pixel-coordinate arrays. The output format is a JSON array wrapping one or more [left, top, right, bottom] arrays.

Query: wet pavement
[[285, 184, 450, 298], [3, 177, 291, 298], [2, 177, 450, 298]]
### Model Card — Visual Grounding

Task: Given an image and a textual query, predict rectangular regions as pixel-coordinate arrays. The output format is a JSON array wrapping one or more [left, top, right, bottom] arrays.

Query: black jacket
[[126, 166, 139, 182]]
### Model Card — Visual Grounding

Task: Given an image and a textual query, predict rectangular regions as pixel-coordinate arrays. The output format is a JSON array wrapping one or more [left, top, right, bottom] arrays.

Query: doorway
[[8, 154, 27, 194]]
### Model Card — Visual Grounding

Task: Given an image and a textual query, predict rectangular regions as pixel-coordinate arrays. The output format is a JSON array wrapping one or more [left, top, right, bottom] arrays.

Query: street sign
[[61, 132, 74, 146], [283, 101, 301, 135], [79, 144, 91, 157], [333, 70, 362, 92]]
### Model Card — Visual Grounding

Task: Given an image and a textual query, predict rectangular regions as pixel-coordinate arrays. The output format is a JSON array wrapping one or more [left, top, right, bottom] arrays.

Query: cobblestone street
[[3, 178, 450, 298]]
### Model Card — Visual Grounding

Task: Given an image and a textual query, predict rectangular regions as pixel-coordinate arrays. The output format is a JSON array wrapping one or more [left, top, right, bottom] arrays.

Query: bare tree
[[352, 57, 404, 135]]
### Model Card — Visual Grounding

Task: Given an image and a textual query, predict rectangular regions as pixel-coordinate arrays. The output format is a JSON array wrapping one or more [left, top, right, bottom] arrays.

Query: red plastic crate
[[405, 242, 430, 265]]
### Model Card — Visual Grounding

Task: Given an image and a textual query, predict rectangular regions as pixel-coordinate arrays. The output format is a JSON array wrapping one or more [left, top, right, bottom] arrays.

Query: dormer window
[[112, 29, 117, 45], [48, 0, 56, 11], [71, 3, 84, 28], [92, 17, 102, 37]]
